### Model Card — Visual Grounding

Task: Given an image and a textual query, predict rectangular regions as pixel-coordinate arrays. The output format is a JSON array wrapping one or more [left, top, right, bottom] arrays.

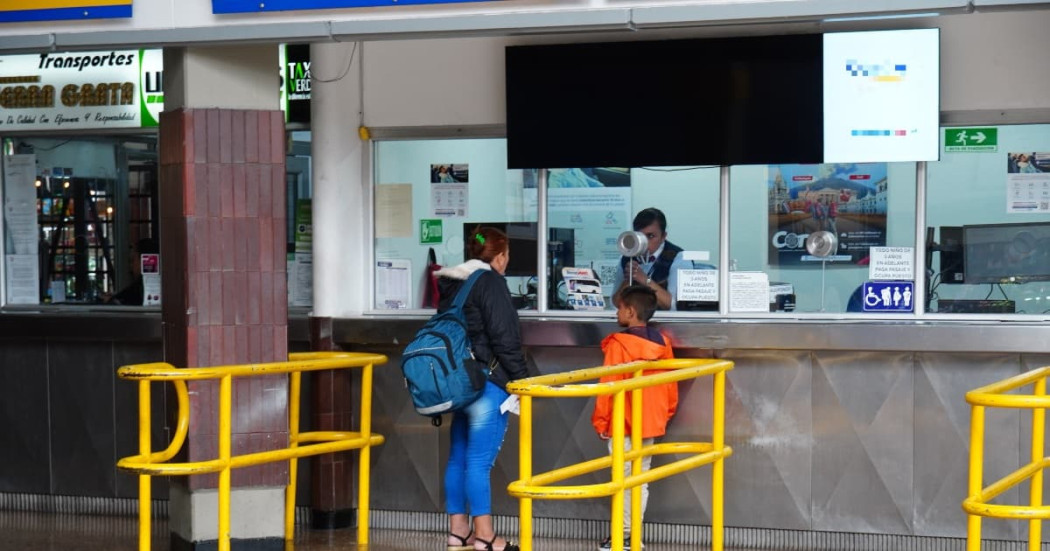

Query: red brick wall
[[159, 108, 289, 489]]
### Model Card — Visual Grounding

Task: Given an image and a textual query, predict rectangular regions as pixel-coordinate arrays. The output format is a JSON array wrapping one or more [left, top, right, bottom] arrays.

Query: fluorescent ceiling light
[[823, 12, 942, 22]]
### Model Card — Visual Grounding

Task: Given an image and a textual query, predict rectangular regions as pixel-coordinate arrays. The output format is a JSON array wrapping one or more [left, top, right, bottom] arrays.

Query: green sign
[[420, 219, 443, 244], [945, 128, 998, 152]]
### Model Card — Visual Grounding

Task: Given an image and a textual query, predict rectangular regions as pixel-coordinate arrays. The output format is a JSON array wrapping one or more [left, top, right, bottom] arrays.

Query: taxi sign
[[861, 281, 914, 312]]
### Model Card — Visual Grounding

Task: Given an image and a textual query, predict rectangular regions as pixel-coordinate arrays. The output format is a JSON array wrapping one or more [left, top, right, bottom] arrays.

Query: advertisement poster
[[430, 163, 469, 217], [1006, 152, 1050, 213], [523, 168, 632, 285], [0, 49, 163, 131], [768, 163, 888, 265]]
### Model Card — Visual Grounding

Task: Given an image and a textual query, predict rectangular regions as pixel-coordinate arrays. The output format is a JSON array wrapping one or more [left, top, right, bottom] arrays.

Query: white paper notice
[[376, 184, 413, 237], [141, 253, 161, 305], [375, 259, 412, 309], [868, 246, 914, 281], [292, 253, 313, 307], [1007, 171, 1050, 213], [677, 269, 718, 302], [4, 154, 39, 255], [5, 254, 39, 305], [431, 182, 469, 218], [729, 271, 770, 313]]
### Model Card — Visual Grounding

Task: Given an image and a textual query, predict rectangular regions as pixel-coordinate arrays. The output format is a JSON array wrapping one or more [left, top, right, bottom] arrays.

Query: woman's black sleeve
[[476, 272, 530, 381]]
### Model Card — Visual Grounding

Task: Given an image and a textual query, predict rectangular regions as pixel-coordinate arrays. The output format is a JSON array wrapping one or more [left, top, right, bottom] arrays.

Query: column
[[306, 40, 366, 529], [159, 45, 288, 551]]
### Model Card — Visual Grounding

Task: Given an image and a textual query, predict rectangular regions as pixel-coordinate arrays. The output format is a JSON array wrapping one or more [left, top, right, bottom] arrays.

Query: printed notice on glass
[[4, 154, 39, 255], [375, 259, 412, 309], [868, 246, 914, 281], [1006, 152, 1050, 213], [729, 271, 770, 313], [376, 184, 413, 237], [5, 254, 39, 305], [677, 269, 718, 302]]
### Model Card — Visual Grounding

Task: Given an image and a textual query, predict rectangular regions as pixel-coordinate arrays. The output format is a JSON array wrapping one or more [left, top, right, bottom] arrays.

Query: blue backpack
[[401, 270, 491, 425]]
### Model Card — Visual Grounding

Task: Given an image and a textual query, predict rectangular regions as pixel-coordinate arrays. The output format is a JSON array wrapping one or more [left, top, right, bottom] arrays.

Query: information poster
[[375, 259, 411, 310], [3, 154, 39, 305], [291, 199, 313, 307], [768, 163, 888, 265], [1006, 152, 1050, 213], [141, 254, 161, 306], [523, 168, 632, 285], [430, 163, 469, 218]]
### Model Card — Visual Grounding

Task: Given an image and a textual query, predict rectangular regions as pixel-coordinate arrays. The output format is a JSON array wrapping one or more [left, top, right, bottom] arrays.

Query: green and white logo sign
[[945, 128, 998, 152], [0, 49, 163, 131], [420, 219, 443, 244]]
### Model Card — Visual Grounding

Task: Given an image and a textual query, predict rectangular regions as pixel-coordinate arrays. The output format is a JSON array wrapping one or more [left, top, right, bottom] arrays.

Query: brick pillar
[[159, 107, 288, 549], [308, 316, 355, 528]]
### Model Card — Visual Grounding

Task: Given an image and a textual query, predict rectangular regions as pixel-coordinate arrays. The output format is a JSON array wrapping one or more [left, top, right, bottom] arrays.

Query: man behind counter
[[611, 207, 696, 310]]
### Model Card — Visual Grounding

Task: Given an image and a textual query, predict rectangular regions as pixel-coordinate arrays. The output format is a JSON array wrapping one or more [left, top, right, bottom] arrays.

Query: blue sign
[[861, 281, 914, 312], [213, 0, 495, 13], [0, 1, 132, 23]]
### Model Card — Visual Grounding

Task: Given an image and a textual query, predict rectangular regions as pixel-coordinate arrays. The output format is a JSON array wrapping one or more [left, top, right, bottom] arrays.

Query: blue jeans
[[445, 381, 511, 516]]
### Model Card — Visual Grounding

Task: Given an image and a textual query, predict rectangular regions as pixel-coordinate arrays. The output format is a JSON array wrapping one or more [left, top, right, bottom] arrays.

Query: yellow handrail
[[507, 358, 733, 551], [964, 366, 1050, 551], [117, 351, 387, 551]]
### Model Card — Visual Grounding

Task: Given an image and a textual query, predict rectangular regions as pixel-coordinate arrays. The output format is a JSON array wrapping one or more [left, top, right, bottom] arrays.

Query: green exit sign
[[945, 128, 998, 152], [420, 219, 443, 244]]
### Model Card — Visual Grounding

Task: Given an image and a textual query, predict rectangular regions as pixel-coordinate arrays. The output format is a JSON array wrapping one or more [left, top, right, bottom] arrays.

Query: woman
[[436, 226, 528, 551]]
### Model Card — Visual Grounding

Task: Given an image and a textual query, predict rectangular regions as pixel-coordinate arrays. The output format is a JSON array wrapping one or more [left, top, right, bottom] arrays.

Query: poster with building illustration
[[767, 163, 888, 265]]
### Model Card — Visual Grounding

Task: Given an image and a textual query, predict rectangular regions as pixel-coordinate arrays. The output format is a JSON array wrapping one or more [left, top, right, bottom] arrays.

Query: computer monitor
[[461, 223, 575, 280], [963, 222, 1050, 284]]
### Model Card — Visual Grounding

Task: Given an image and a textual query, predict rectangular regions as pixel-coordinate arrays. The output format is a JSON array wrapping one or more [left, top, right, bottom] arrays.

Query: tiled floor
[[0, 511, 703, 551]]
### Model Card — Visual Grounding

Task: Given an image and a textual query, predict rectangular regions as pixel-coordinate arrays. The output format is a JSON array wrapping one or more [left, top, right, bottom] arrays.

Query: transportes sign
[[0, 0, 132, 23], [214, 0, 496, 13], [0, 49, 163, 131]]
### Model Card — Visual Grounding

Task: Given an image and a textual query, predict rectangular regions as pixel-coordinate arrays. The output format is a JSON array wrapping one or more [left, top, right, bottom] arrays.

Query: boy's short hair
[[619, 284, 658, 322]]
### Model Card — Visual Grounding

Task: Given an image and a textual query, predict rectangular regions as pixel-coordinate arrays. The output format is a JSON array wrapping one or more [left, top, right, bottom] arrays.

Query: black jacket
[[436, 260, 529, 389]]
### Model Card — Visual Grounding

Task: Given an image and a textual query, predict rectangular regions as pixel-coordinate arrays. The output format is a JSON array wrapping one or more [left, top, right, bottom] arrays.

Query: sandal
[[448, 530, 474, 551], [475, 535, 520, 551]]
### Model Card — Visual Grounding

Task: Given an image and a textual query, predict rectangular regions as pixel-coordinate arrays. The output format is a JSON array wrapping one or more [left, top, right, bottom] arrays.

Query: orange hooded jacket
[[590, 330, 677, 439]]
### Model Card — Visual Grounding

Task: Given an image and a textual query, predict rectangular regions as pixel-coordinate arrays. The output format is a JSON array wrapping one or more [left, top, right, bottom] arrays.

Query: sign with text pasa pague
[[214, 0, 496, 13], [0, 49, 163, 132], [0, 0, 131, 23]]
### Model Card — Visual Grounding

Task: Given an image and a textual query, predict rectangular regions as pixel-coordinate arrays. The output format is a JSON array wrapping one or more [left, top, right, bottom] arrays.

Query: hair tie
[[475, 233, 486, 245]]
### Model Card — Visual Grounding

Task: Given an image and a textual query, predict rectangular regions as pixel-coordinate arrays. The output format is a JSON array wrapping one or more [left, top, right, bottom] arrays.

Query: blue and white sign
[[861, 281, 914, 312]]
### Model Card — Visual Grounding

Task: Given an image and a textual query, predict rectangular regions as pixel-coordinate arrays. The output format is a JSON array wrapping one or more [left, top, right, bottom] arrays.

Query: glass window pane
[[3, 136, 159, 306], [374, 138, 535, 310], [545, 167, 721, 313], [730, 162, 916, 314], [926, 124, 1050, 316]]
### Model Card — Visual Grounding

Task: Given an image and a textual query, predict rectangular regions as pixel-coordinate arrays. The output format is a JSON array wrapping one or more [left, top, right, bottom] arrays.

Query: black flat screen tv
[[963, 222, 1050, 284], [505, 34, 824, 169]]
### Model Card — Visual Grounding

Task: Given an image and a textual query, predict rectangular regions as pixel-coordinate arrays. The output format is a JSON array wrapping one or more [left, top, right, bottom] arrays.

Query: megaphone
[[617, 231, 649, 258]]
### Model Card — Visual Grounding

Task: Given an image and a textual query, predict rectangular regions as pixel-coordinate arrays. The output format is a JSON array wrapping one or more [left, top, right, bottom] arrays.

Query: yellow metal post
[[712, 369, 726, 551], [630, 371, 643, 551], [138, 380, 152, 551], [285, 370, 302, 543], [358, 361, 374, 546], [1030, 378, 1046, 550], [520, 395, 534, 551], [967, 404, 985, 551], [218, 375, 233, 551], [611, 390, 625, 551]]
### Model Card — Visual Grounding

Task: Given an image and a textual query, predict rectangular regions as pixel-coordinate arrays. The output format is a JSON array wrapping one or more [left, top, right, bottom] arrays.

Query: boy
[[591, 285, 678, 550]]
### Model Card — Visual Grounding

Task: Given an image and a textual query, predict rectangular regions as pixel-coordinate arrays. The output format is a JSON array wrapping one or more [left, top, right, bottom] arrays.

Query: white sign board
[[0, 49, 163, 132], [868, 246, 914, 281], [729, 271, 770, 313], [677, 269, 718, 302]]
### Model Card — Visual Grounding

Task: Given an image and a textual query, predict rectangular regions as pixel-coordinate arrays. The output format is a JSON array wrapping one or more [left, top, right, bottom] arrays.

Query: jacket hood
[[601, 331, 672, 361], [434, 259, 491, 281]]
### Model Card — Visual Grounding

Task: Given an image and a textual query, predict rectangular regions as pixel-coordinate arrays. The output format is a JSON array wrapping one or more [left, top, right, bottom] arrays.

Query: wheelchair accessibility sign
[[862, 281, 914, 312]]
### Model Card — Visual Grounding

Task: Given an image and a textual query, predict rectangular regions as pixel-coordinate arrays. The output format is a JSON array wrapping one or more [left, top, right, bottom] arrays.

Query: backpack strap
[[451, 269, 486, 310]]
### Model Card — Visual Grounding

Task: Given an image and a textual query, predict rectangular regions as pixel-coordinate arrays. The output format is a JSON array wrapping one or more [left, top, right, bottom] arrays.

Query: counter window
[[926, 124, 1050, 316], [2, 136, 159, 306], [729, 162, 917, 314]]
